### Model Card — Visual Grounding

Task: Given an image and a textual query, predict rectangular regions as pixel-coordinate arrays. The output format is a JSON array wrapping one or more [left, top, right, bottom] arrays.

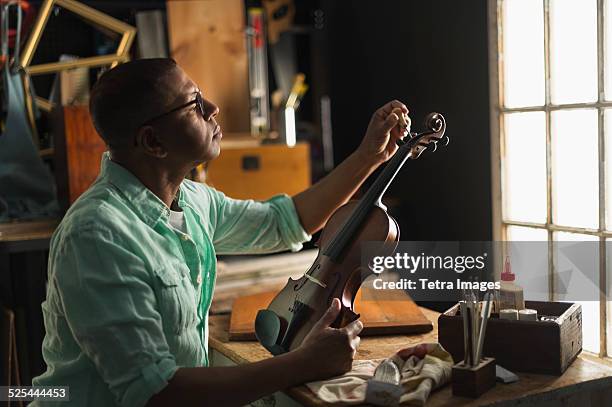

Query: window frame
[[489, 0, 609, 358]]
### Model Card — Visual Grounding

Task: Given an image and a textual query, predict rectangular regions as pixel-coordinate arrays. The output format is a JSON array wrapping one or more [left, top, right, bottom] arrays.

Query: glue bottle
[[499, 256, 525, 311]]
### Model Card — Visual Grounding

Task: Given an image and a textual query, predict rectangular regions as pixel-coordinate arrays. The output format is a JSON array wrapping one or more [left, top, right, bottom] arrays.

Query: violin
[[255, 112, 448, 355]]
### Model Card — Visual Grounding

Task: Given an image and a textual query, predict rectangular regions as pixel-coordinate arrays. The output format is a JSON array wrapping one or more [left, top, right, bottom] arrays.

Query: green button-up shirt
[[32, 153, 310, 407]]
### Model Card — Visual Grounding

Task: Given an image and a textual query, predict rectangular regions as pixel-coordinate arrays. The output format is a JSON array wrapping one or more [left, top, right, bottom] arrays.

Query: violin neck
[[323, 145, 411, 261]]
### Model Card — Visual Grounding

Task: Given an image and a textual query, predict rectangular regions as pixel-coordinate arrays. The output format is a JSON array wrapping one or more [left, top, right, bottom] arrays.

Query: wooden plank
[[167, 0, 250, 134], [228, 289, 433, 340], [54, 106, 106, 208], [63, 107, 107, 204]]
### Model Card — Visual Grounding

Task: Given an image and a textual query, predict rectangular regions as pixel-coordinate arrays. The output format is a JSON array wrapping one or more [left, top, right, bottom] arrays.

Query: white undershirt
[[168, 208, 187, 234]]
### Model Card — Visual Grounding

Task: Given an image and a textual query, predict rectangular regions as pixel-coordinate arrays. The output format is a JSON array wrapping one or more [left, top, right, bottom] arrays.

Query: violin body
[[255, 113, 447, 355], [257, 202, 399, 354]]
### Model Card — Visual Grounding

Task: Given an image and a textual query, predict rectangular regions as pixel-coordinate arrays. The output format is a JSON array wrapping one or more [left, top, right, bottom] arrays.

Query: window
[[491, 0, 611, 357]]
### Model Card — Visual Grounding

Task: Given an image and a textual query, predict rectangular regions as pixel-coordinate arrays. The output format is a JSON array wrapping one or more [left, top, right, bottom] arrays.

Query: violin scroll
[[424, 112, 445, 134], [401, 112, 448, 159]]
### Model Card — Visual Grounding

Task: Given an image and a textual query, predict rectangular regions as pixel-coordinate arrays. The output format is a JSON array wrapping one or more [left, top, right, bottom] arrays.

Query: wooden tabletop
[[209, 307, 612, 406]]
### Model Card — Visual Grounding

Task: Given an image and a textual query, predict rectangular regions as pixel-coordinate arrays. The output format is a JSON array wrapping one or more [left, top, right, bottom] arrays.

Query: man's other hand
[[357, 100, 410, 166], [297, 298, 363, 381]]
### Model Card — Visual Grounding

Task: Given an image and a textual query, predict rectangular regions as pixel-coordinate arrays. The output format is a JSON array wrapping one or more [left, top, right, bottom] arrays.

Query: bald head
[[89, 58, 180, 150]]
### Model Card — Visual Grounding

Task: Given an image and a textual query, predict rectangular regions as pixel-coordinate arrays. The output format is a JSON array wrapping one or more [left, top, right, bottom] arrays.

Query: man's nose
[[203, 99, 219, 121]]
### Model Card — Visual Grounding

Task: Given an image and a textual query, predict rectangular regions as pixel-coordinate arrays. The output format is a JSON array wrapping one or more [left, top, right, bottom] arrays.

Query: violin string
[[323, 143, 412, 260], [323, 116, 445, 261]]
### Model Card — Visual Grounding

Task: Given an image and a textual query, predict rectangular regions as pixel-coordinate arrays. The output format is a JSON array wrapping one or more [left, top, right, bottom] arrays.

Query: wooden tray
[[438, 301, 582, 375], [229, 289, 433, 341]]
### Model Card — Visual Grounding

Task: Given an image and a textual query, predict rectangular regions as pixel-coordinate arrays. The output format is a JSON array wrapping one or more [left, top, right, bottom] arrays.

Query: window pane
[[555, 232, 599, 354], [504, 237, 549, 302], [607, 240, 612, 356], [502, 0, 545, 107], [506, 225, 548, 241], [605, 0, 612, 100], [503, 112, 547, 223], [505, 226, 548, 300], [550, 0, 598, 104], [605, 110, 612, 230], [552, 109, 599, 229]]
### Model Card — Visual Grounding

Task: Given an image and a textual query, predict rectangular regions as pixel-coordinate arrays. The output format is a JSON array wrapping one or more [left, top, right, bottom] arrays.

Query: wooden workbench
[[0, 219, 58, 385], [209, 307, 612, 406]]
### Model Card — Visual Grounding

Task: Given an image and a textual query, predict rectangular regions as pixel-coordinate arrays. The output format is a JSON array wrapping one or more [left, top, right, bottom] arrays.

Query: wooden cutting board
[[229, 289, 433, 341]]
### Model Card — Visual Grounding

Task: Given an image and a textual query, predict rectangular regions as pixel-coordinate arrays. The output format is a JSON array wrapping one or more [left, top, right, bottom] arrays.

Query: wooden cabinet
[[206, 142, 311, 200]]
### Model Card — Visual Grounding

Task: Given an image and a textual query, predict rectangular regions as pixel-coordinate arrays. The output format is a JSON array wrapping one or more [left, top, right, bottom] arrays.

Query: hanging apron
[[0, 3, 58, 220]]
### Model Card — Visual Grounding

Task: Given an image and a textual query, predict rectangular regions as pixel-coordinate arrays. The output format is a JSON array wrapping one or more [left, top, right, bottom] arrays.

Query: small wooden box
[[452, 357, 496, 398], [206, 142, 311, 200], [439, 301, 582, 375]]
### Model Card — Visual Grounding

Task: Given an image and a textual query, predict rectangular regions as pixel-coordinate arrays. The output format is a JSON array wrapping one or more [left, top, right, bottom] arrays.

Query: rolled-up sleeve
[[54, 226, 178, 407], [209, 188, 311, 255]]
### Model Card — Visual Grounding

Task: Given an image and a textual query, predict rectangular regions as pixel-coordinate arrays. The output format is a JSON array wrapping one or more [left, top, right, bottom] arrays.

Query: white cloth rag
[[306, 343, 453, 406]]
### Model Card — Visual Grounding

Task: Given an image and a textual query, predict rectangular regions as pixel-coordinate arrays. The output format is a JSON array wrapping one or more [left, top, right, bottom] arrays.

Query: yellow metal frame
[[20, 0, 136, 111]]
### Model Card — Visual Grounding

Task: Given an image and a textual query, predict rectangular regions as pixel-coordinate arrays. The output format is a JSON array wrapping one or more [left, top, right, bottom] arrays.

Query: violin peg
[[391, 107, 411, 133], [410, 146, 426, 159]]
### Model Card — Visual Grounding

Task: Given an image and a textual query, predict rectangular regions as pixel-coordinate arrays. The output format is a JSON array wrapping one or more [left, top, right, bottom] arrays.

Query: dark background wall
[[322, 0, 492, 242]]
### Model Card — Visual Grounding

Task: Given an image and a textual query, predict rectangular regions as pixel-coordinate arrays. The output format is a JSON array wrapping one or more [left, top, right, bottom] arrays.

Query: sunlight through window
[[498, 0, 609, 357]]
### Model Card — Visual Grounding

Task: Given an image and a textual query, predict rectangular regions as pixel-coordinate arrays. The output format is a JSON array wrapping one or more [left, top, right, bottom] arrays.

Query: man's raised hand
[[357, 100, 411, 166]]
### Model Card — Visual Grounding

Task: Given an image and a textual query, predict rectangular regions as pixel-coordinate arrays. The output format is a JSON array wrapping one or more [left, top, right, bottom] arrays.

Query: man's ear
[[136, 126, 168, 158]]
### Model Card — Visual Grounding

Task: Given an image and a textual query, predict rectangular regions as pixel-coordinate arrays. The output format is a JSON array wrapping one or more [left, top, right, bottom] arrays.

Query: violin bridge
[[303, 272, 327, 288]]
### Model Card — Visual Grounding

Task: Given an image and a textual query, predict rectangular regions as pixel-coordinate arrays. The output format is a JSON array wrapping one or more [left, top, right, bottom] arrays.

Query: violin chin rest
[[255, 309, 286, 356]]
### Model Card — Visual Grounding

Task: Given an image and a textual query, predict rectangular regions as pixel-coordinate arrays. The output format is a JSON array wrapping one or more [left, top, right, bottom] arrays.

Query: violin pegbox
[[407, 112, 448, 159]]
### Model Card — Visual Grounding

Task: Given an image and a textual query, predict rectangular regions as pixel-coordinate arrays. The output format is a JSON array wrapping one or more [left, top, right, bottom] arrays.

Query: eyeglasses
[[141, 92, 206, 126]]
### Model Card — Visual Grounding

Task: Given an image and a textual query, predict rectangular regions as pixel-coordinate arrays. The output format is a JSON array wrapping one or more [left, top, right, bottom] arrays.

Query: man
[[32, 58, 409, 406]]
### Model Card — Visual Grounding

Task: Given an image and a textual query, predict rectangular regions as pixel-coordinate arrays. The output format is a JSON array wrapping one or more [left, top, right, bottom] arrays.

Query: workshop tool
[[246, 7, 270, 137]]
